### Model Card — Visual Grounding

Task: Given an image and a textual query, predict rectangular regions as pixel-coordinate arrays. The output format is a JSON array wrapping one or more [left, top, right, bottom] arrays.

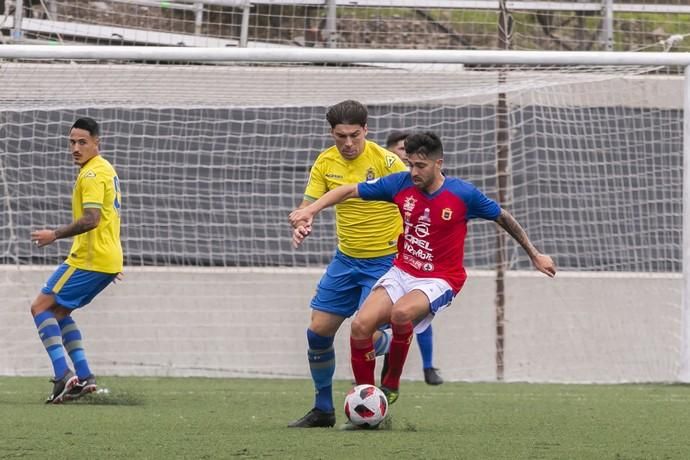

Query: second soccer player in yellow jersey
[[30, 117, 122, 404]]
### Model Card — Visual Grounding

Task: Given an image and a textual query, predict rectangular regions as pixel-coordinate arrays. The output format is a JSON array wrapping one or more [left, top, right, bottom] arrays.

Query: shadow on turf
[[342, 417, 418, 432], [383, 418, 418, 432]]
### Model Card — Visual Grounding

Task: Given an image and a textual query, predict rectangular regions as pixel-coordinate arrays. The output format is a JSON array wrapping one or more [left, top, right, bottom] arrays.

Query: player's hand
[[532, 253, 556, 277], [113, 272, 124, 284], [288, 208, 314, 229], [292, 224, 312, 249], [31, 229, 57, 248]]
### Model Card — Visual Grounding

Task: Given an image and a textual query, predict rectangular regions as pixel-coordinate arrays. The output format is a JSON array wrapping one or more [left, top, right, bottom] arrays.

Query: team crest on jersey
[[366, 168, 375, 181], [385, 154, 397, 168], [403, 196, 417, 212], [442, 208, 453, 220]]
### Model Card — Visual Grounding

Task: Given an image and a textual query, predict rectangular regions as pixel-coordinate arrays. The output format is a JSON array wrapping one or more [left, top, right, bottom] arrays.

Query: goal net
[[0, 48, 685, 382]]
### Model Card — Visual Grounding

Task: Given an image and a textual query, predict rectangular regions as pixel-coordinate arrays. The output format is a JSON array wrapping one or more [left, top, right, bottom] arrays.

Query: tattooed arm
[[495, 209, 556, 277], [31, 208, 101, 247]]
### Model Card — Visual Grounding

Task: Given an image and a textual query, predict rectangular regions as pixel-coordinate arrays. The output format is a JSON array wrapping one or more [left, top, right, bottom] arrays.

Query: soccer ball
[[343, 384, 389, 428]]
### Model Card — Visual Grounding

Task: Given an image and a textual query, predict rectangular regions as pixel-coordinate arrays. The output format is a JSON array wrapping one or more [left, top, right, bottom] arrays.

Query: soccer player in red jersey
[[290, 131, 556, 404], [385, 130, 443, 386]]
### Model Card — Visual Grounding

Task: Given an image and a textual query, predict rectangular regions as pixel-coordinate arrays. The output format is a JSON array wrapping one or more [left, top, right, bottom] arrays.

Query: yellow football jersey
[[304, 140, 407, 258], [66, 155, 123, 273]]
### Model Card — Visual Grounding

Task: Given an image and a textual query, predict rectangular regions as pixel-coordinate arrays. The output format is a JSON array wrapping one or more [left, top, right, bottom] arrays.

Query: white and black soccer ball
[[343, 384, 389, 428]]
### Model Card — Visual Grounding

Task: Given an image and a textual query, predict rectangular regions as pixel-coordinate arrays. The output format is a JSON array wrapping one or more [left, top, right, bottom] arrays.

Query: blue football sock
[[307, 329, 335, 413], [416, 325, 434, 369], [374, 329, 391, 356], [58, 316, 92, 380], [34, 311, 70, 379]]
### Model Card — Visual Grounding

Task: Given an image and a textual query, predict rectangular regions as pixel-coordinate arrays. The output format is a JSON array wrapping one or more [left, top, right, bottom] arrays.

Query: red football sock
[[350, 336, 376, 385], [382, 321, 414, 391]]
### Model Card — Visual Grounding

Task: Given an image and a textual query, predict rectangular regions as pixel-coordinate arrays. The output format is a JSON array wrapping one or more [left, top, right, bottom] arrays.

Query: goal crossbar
[[2, 46, 690, 66]]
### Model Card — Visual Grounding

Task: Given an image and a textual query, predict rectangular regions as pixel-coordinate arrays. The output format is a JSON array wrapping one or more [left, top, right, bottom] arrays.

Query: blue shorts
[[311, 250, 395, 318], [41, 263, 117, 309]]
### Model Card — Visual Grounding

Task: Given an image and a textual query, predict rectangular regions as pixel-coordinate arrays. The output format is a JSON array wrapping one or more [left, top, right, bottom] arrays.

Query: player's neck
[[422, 175, 445, 195], [79, 154, 100, 168]]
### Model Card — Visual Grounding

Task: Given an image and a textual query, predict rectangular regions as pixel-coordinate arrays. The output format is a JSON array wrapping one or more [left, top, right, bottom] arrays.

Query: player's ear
[[362, 124, 368, 137]]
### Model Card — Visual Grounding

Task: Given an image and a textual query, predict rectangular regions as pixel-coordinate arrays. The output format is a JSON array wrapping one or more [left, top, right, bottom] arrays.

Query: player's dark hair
[[385, 130, 409, 148], [405, 131, 443, 159], [326, 100, 368, 128], [71, 117, 100, 137]]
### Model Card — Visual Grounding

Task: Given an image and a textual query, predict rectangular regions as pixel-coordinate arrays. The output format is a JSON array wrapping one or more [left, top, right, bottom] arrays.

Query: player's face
[[407, 153, 443, 192], [331, 124, 367, 160], [388, 139, 408, 163], [69, 128, 99, 166]]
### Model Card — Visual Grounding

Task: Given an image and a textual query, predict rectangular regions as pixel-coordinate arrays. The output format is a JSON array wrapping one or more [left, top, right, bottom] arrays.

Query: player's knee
[[30, 294, 54, 317], [30, 300, 47, 317], [350, 316, 375, 339], [390, 305, 415, 325], [308, 319, 339, 337], [53, 306, 72, 320]]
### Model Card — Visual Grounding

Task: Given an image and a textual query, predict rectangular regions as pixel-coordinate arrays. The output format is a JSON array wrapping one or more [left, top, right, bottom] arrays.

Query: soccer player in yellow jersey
[[288, 100, 408, 428], [30, 117, 122, 404]]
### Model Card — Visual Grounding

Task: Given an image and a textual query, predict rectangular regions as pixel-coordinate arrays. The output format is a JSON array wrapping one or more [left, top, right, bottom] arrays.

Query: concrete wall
[[0, 266, 681, 383]]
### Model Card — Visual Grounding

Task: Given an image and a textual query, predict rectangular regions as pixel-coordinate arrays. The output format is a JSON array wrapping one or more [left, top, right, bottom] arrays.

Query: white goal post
[[1, 45, 689, 383]]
